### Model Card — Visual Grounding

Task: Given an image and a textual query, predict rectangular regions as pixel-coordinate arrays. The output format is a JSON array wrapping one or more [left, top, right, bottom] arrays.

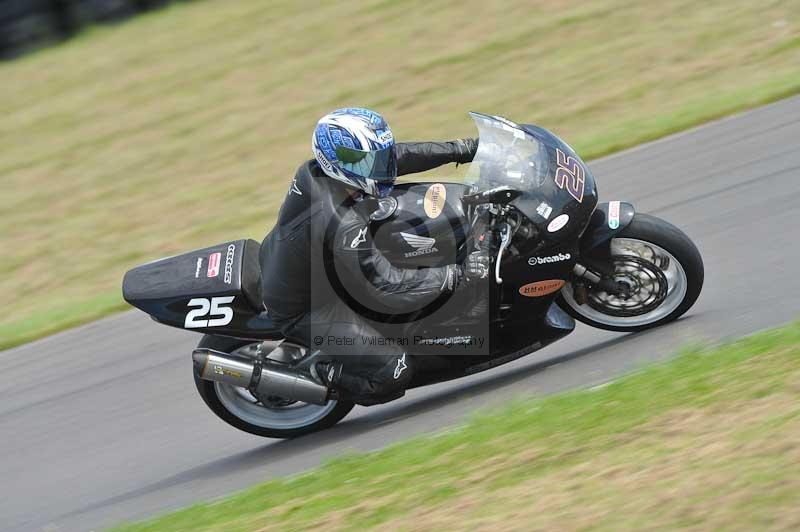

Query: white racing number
[[184, 296, 235, 328]]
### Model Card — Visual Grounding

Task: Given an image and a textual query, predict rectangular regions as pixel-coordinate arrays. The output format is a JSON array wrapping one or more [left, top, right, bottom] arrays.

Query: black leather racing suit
[[260, 141, 474, 405]]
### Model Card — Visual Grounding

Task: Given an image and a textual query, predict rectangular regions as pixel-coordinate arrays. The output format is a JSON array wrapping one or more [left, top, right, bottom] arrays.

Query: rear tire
[[558, 213, 703, 332], [194, 335, 355, 438]]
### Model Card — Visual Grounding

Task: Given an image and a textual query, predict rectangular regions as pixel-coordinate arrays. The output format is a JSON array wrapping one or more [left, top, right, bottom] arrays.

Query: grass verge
[[2, 0, 800, 350], [113, 321, 800, 531]]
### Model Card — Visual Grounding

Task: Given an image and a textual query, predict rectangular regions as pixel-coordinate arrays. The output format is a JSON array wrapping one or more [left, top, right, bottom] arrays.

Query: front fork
[[569, 201, 638, 303], [571, 262, 631, 304]]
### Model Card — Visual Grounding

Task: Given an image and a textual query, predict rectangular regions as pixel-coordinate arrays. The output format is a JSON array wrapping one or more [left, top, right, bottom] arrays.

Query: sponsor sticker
[[400, 232, 438, 257], [423, 183, 447, 219], [528, 252, 571, 266], [518, 279, 566, 298], [547, 214, 569, 233], [207, 252, 221, 278], [224, 244, 235, 284], [536, 201, 553, 219], [415, 335, 484, 348], [608, 200, 621, 229], [194, 257, 203, 278]]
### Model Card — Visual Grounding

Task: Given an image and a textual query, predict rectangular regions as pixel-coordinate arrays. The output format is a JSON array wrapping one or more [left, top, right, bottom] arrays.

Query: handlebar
[[461, 186, 522, 206]]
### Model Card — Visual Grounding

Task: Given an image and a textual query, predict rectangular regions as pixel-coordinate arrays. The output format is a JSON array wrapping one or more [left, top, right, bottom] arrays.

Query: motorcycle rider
[[260, 108, 487, 405]]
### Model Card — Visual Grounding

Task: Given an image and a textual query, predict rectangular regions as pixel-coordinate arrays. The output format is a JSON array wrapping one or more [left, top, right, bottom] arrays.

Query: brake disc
[[587, 255, 668, 317]]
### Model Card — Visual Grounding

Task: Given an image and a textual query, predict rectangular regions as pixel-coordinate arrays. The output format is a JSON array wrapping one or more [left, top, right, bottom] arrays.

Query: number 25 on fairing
[[554, 148, 585, 203], [185, 296, 235, 328]]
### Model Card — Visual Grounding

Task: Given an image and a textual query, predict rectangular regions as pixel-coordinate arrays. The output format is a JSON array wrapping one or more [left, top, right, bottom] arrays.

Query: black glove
[[453, 137, 479, 164], [464, 250, 490, 282], [440, 249, 489, 293]]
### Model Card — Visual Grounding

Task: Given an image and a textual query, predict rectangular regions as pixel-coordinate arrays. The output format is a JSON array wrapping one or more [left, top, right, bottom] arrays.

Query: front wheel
[[194, 335, 355, 438], [558, 213, 704, 332]]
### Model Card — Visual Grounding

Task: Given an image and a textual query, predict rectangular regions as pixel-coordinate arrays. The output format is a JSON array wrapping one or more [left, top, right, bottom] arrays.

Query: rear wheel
[[194, 335, 355, 438], [558, 213, 703, 332]]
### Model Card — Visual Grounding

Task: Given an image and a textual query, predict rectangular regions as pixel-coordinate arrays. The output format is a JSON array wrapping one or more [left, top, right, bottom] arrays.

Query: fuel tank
[[371, 182, 471, 268]]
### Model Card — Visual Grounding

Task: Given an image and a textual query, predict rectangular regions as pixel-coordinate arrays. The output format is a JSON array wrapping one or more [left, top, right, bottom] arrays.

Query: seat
[[240, 239, 264, 311]]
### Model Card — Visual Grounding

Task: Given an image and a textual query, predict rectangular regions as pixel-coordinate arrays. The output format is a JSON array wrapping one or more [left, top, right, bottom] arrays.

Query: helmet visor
[[335, 145, 397, 182]]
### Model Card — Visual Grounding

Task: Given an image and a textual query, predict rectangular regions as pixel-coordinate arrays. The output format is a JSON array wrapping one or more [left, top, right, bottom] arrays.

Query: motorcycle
[[123, 112, 704, 438]]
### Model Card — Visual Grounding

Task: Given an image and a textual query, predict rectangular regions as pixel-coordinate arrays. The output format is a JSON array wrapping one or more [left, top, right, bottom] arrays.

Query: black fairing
[[122, 239, 282, 339], [515, 124, 599, 244], [369, 179, 579, 354]]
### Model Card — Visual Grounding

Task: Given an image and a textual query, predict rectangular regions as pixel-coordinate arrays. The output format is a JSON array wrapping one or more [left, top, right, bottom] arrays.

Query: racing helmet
[[312, 108, 398, 197]]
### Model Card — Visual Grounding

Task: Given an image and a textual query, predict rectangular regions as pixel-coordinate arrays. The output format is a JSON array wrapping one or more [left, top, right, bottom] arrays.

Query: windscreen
[[462, 112, 598, 240], [464, 112, 551, 193]]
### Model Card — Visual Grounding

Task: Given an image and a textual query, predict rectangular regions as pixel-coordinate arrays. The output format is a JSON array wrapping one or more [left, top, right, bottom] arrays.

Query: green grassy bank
[[113, 321, 800, 531]]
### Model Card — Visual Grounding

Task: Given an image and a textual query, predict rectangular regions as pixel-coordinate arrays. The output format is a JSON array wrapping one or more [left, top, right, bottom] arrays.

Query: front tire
[[194, 335, 355, 438], [558, 213, 704, 332]]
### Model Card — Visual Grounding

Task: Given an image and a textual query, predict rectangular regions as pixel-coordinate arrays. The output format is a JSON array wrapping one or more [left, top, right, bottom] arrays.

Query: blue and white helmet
[[312, 108, 397, 198]]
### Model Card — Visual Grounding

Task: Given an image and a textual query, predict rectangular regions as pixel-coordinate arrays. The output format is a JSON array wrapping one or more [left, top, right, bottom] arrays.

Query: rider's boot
[[311, 360, 343, 398]]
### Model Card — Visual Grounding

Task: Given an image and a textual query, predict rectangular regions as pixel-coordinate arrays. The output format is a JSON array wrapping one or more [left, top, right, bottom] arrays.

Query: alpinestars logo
[[350, 226, 368, 248], [393, 353, 407, 379], [290, 177, 302, 196], [400, 232, 438, 258], [528, 252, 571, 266]]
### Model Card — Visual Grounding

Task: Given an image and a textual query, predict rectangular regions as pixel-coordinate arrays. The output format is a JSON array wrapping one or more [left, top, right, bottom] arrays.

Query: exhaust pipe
[[192, 348, 329, 405]]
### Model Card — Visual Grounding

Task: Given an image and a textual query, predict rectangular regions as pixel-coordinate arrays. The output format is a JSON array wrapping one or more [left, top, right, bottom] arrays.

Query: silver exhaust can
[[193, 349, 253, 388], [192, 348, 329, 405]]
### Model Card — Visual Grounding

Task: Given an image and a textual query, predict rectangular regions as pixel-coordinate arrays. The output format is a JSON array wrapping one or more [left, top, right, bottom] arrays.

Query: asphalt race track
[[3, 97, 800, 531]]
